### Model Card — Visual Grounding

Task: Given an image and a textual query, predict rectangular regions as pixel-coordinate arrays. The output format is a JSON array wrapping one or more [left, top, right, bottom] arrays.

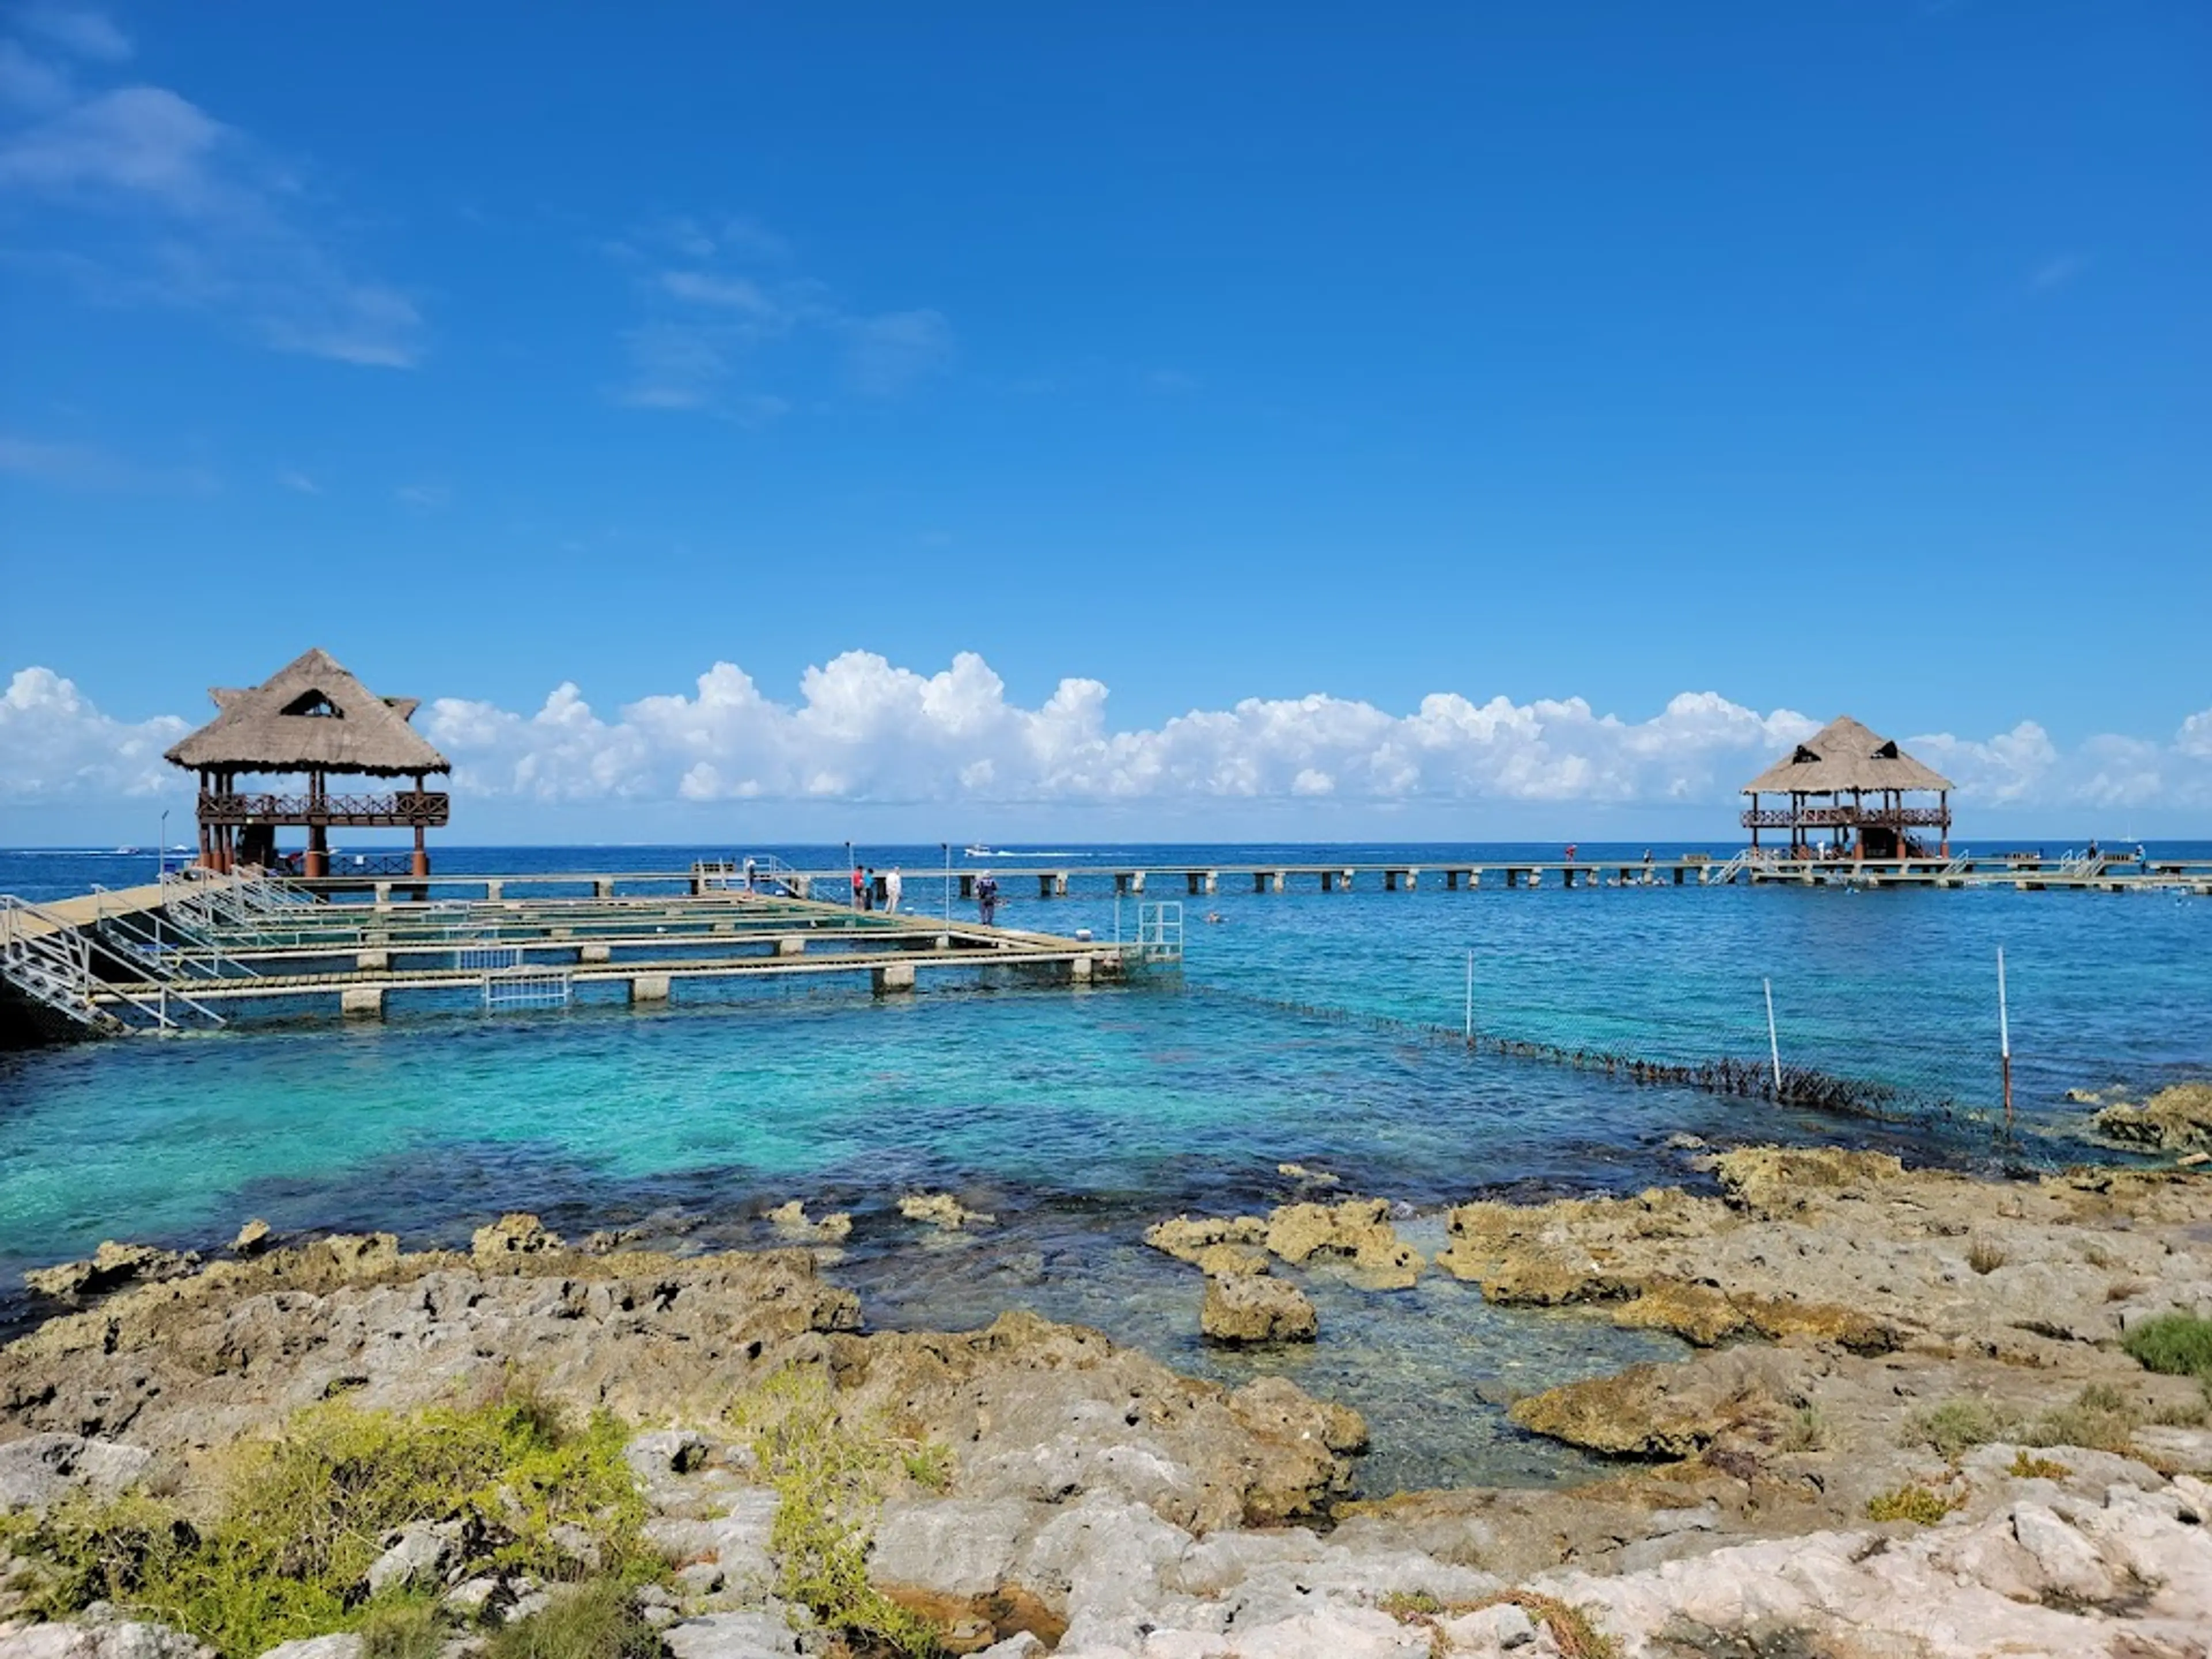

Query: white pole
[[1764, 976, 1782, 1093], [1996, 946, 2010, 1059], [1464, 949, 1474, 1043]]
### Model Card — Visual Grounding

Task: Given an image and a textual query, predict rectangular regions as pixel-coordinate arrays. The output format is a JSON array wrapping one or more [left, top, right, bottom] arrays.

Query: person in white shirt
[[882, 867, 903, 914]]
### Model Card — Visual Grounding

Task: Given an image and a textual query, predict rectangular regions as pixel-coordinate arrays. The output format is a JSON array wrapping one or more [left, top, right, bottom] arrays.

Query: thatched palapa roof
[[165, 647, 449, 777], [1743, 715, 1952, 796]]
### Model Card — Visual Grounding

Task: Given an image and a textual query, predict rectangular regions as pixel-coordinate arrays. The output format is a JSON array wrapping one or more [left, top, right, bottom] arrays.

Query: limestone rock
[[22, 1243, 200, 1302], [253, 1638, 361, 1659], [899, 1192, 994, 1230], [2094, 1081, 2212, 1150], [1201, 1275, 1317, 1345], [1143, 1215, 1268, 1264], [660, 1612, 805, 1657], [1191, 1243, 1270, 1278], [1263, 1199, 1423, 1288], [624, 1428, 710, 1478], [363, 1525, 449, 1596], [1277, 1162, 1339, 1187], [0, 1625, 212, 1659], [469, 1214, 561, 1260], [870, 1497, 1040, 1599], [0, 1435, 152, 1513], [230, 1221, 272, 1257], [763, 1201, 851, 1242], [1712, 1145, 1904, 1214]]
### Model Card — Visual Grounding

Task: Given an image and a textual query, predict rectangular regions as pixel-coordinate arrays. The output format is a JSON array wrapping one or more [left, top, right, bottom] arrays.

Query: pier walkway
[[298, 851, 2212, 904], [0, 871, 1163, 1043]]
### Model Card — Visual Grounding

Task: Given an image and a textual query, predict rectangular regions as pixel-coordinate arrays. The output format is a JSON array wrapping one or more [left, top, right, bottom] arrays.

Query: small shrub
[[1378, 1589, 1443, 1619], [2008, 1449, 2071, 1481], [734, 1369, 941, 1657], [2123, 1314, 2212, 1380], [1906, 1397, 2014, 1461], [2024, 1384, 2140, 1455], [358, 1600, 446, 1659], [2080, 1243, 2114, 1269], [1781, 1406, 1828, 1453], [1866, 1483, 1961, 1525], [1380, 1588, 1616, 1658], [1967, 1238, 2007, 1275], [484, 1580, 657, 1659], [900, 1441, 956, 1493]]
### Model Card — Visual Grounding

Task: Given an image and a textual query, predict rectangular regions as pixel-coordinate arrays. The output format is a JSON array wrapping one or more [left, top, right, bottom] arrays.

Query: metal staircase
[[0, 895, 226, 1033]]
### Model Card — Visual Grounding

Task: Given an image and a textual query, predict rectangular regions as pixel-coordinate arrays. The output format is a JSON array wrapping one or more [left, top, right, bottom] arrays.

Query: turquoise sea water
[[4, 842, 2209, 1494]]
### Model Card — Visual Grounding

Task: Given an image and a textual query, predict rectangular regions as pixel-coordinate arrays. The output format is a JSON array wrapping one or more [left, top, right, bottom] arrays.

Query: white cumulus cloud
[[9, 657, 2210, 827], [0, 668, 188, 801]]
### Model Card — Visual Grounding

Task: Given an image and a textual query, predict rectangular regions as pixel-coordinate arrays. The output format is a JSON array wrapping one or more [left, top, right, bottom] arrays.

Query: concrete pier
[[340, 986, 383, 1018], [579, 944, 611, 963], [629, 974, 670, 1003], [873, 961, 916, 994]]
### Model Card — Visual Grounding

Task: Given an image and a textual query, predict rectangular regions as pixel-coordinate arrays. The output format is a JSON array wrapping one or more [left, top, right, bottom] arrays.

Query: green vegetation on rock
[[7, 1387, 652, 1659], [1906, 1397, 2014, 1461], [2123, 1313, 2212, 1381], [1865, 1483, 1961, 1525], [733, 1368, 942, 1657], [484, 1579, 660, 1659]]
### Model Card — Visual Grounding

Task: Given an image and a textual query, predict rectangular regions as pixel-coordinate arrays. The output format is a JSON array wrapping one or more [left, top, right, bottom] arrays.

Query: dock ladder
[[1131, 901, 1185, 965], [0, 893, 227, 1033]]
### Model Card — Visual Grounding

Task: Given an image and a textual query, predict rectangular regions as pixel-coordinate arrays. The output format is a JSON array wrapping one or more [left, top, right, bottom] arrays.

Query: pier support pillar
[[1037, 874, 1055, 899], [1203, 871, 1218, 895], [1071, 954, 1093, 983], [484, 880, 503, 901], [1054, 872, 1070, 896], [1115, 872, 1132, 895], [777, 936, 806, 956], [1185, 872, 1202, 896], [340, 986, 384, 1019], [960, 874, 976, 900], [1129, 871, 1145, 894], [355, 949, 388, 971], [594, 878, 616, 900], [1506, 868, 1520, 888], [629, 974, 670, 1003], [373, 881, 392, 903], [790, 875, 811, 899], [872, 962, 916, 995], [579, 944, 611, 964], [1319, 870, 1335, 892]]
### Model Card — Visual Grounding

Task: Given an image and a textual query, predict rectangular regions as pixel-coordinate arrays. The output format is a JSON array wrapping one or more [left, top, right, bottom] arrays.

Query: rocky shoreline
[[5, 1147, 2211, 1658]]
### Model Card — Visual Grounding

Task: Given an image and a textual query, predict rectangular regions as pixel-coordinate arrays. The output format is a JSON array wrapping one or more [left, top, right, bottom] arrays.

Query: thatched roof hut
[[1741, 715, 1953, 859], [168, 648, 449, 876], [1742, 715, 1952, 797], [165, 646, 448, 777]]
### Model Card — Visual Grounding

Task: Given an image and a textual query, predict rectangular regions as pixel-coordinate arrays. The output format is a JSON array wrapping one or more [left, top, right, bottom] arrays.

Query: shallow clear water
[[3, 842, 2207, 1494]]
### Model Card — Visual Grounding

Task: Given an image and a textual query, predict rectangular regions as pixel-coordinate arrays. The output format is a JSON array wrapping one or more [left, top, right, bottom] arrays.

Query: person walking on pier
[[883, 867, 903, 914], [851, 864, 866, 910], [976, 871, 999, 926], [861, 868, 877, 911]]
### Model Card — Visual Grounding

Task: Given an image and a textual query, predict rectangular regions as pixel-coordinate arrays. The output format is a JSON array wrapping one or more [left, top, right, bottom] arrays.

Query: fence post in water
[[1764, 977, 1781, 1096], [1997, 945, 2013, 1134], [1464, 950, 1474, 1045]]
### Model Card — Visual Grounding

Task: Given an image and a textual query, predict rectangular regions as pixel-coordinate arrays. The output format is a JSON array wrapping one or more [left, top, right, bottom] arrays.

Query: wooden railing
[[1741, 805, 1949, 830], [198, 791, 450, 827]]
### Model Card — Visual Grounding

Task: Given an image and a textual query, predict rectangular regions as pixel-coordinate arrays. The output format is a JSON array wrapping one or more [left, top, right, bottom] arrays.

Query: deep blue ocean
[[3, 840, 2207, 1494]]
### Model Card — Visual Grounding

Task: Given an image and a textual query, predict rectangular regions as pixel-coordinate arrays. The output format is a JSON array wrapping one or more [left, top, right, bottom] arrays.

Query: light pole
[[158, 808, 169, 881], [941, 842, 950, 922], [844, 840, 855, 910]]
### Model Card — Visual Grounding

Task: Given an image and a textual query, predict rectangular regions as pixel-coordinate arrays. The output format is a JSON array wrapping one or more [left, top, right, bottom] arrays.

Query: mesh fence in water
[[1199, 946, 2022, 1134]]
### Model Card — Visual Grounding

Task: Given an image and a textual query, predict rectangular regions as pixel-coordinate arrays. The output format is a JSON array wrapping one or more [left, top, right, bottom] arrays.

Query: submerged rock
[[762, 1200, 851, 1242], [1277, 1162, 1340, 1187], [22, 1243, 200, 1303], [2093, 1081, 2212, 1150], [230, 1219, 272, 1257], [898, 1192, 994, 1230], [1201, 1275, 1317, 1345]]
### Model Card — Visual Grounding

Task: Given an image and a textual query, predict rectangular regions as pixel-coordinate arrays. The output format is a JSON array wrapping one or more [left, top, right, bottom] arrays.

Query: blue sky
[[2, 3, 2208, 839]]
